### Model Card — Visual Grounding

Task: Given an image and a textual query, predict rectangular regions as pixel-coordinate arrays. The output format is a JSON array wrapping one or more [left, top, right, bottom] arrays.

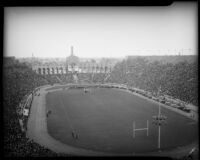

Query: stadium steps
[[103, 74, 111, 82], [55, 75, 63, 83], [77, 73, 93, 84]]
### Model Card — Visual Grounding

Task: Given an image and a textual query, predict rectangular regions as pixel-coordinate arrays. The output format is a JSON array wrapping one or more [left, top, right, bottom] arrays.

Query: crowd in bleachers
[[3, 55, 197, 156], [36, 70, 109, 85], [53, 72, 109, 84], [42, 74, 60, 84], [43, 73, 76, 84], [3, 57, 110, 157], [91, 73, 108, 83], [77, 73, 91, 82], [109, 57, 198, 106], [57, 74, 70, 83], [3, 57, 65, 157], [34, 56, 198, 107]]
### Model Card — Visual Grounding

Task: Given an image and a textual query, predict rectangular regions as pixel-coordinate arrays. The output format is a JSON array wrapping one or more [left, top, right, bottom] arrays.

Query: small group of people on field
[[46, 110, 52, 117], [83, 88, 90, 94], [71, 131, 79, 139]]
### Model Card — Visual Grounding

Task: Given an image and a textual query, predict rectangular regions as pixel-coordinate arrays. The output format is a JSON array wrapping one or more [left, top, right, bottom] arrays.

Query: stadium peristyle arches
[[32, 65, 112, 75]]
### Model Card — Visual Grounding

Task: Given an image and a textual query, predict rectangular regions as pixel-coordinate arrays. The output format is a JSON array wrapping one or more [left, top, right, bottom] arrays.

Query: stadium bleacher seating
[[3, 56, 197, 156], [3, 57, 65, 157], [109, 57, 198, 106]]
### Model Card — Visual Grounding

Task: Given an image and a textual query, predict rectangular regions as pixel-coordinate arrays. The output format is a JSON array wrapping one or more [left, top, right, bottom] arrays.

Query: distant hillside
[[126, 55, 197, 64]]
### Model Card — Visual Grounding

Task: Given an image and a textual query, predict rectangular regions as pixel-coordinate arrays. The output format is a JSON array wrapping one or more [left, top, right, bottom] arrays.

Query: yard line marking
[[134, 128, 148, 131], [186, 122, 196, 125]]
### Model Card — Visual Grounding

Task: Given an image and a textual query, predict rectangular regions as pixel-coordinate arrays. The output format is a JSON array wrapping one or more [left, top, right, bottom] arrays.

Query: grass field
[[46, 87, 198, 154]]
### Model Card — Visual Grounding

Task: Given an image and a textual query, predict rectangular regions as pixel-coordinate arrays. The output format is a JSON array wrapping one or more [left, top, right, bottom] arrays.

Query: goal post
[[133, 120, 149, 138]]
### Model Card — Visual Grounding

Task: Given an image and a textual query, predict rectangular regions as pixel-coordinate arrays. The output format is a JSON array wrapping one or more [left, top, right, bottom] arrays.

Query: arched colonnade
[[32, 65, 112, 75]]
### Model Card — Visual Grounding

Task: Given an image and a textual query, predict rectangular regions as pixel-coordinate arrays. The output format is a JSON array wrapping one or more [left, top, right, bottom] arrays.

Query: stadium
[[4, 4, 198, 158], [4, 51, 198, 158]]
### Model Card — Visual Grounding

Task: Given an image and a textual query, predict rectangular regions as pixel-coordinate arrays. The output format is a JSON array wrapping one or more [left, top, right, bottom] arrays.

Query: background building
[[32, 46, 114, 75]]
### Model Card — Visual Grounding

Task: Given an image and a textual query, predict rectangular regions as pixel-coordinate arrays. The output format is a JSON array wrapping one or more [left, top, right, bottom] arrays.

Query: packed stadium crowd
[[3, 57, 65, 157], [109, 57, 198, 106]]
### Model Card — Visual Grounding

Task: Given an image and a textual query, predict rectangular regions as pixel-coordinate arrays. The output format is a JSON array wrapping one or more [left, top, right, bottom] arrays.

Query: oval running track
[[27, 84, 198, 157]]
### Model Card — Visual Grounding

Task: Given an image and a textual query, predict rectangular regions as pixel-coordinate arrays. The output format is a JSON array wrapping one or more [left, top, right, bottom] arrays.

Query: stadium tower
[[66, 46, 79, 83]]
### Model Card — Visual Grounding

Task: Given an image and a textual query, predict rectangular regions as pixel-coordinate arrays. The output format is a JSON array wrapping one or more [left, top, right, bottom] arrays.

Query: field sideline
[[27, 84, 198, 157]]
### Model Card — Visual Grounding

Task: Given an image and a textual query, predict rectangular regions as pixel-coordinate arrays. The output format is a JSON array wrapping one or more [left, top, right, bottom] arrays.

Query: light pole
[[152, 87, 167, 150]]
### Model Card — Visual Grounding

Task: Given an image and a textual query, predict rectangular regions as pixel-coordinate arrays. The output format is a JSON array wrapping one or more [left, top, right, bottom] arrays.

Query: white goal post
[[133, 120, 149, 138]]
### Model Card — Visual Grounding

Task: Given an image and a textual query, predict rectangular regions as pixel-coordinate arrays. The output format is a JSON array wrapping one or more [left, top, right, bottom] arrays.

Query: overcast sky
[[4, 2, 197, 58]]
